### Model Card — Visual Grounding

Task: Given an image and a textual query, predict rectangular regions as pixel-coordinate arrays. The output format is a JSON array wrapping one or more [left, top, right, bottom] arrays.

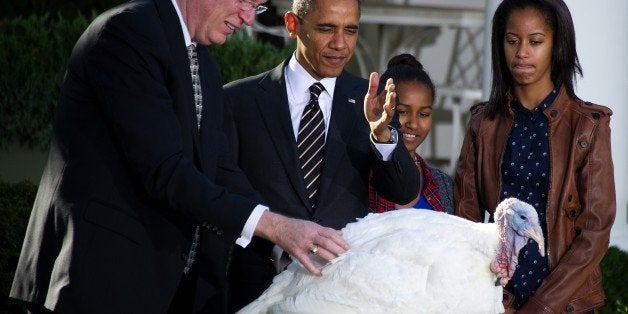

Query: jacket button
[[216, 230, 223, 236], [550, 110, 558, 118], [311, 218, 322, 223], [566, 304, 574, 313], [579, 140, 589, 148], [569, 209, 577, 218]]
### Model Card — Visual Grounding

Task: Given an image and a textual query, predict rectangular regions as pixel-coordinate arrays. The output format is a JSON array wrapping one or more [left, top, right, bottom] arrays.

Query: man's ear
[[284, 11, 299, 39]]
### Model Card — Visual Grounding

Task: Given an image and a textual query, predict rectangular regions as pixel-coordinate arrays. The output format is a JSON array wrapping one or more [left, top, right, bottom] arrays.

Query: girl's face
[[503, 7, 554, 92], [395, 81, 433, 154]]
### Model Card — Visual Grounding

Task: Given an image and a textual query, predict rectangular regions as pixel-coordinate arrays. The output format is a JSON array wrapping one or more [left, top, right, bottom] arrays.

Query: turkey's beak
[[527, 226, 545, 257]]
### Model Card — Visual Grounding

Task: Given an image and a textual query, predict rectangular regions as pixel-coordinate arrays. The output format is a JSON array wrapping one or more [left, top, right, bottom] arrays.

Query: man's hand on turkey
[[254, 211, 349, 276]]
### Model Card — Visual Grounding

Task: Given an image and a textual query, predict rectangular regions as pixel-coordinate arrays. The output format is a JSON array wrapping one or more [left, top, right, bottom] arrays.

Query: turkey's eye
[[519, 215, 527, 221]]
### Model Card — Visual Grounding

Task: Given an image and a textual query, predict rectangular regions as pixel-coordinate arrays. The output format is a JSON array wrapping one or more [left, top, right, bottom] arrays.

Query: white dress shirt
[[284, 54, 397, 160]]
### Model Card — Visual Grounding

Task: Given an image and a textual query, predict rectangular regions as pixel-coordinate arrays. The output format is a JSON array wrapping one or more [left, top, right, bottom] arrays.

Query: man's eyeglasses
[[239, 0, 268, 15]]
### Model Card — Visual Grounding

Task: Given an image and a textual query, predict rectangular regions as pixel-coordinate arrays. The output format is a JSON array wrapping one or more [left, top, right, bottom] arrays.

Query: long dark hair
[[486, 0, 582, 118], [378, 53, 436, 129]]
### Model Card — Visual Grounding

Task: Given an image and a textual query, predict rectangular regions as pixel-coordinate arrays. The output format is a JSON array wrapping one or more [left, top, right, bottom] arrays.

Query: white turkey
[[237, 197, 544, 314]]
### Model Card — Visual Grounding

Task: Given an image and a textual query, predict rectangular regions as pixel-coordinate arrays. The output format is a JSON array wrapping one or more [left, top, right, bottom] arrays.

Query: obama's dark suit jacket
[[223, 60, 418, 309]]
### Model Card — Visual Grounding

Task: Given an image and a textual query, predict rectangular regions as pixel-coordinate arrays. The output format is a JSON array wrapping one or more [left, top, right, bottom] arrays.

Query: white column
[[481, 0, 500, 101], [568, 0, 628, 250]]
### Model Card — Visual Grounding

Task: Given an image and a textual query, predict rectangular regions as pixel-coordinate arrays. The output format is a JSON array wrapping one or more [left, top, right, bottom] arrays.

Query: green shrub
[[0, 180, 37, 313], [0, 0, 125, 20], [209, 32, 294, 84], [0, 13, 92, 150], [600, 246, 628, 313]]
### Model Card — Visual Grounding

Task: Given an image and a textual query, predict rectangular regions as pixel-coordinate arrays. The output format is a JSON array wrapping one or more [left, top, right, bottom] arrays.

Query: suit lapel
[[196, 47, 224, 172], [257, 61, 313, 211], [155, 0, 200, 149], [156, 0, 218, 174], [317, 72, 360, 207]]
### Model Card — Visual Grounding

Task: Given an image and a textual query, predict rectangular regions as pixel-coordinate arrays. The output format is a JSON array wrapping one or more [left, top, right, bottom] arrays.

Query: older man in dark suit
[[9, 0, 350, 313], [223, 0, 419, 311]]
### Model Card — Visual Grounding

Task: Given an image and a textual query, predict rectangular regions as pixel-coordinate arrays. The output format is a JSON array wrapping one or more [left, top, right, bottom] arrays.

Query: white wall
[[568, 0, 628, 250]]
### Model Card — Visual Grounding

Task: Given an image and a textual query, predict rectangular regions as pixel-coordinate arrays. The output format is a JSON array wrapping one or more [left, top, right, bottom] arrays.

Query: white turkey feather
[[239, 198, 543, 314]]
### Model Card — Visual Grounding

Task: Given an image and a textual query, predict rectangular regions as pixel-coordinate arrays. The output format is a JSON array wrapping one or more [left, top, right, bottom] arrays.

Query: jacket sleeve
[[521, 114, 616, 313], [84, 11, 256, 242], [370, 139, 420, 205], [453, 105, 485, 222]]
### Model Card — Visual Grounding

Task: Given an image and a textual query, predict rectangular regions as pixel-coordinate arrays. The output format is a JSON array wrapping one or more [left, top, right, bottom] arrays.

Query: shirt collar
[[170, 0, 194, 47], [511, 88, 558, 114], [286, 53, 336, 101]]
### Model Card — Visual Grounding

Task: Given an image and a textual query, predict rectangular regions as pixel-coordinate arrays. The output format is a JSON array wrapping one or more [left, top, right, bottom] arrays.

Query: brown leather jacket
[[454, 87, 616, 313]]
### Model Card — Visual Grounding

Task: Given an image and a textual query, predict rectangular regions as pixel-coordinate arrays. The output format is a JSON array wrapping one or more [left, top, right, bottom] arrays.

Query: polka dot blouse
[[501, 89, 557, 309]]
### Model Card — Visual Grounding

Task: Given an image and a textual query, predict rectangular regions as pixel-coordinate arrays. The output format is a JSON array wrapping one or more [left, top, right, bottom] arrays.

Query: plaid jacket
[[368, 152, 453, 214]]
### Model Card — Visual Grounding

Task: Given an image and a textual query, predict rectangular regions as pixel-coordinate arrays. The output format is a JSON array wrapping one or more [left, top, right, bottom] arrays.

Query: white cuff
[[372, 142, 396, 161], [235, 205, 268, 248], [371, 126, 398, 161]]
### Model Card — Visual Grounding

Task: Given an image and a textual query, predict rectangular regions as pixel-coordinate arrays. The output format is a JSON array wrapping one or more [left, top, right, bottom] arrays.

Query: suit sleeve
[[83, 11, 256, 242], [370, 136, 419, 205], [214, 127, 263, 203]]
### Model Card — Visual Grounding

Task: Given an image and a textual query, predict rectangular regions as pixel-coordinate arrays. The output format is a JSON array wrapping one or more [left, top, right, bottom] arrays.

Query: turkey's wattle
[[239, 198, 544, 314]]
